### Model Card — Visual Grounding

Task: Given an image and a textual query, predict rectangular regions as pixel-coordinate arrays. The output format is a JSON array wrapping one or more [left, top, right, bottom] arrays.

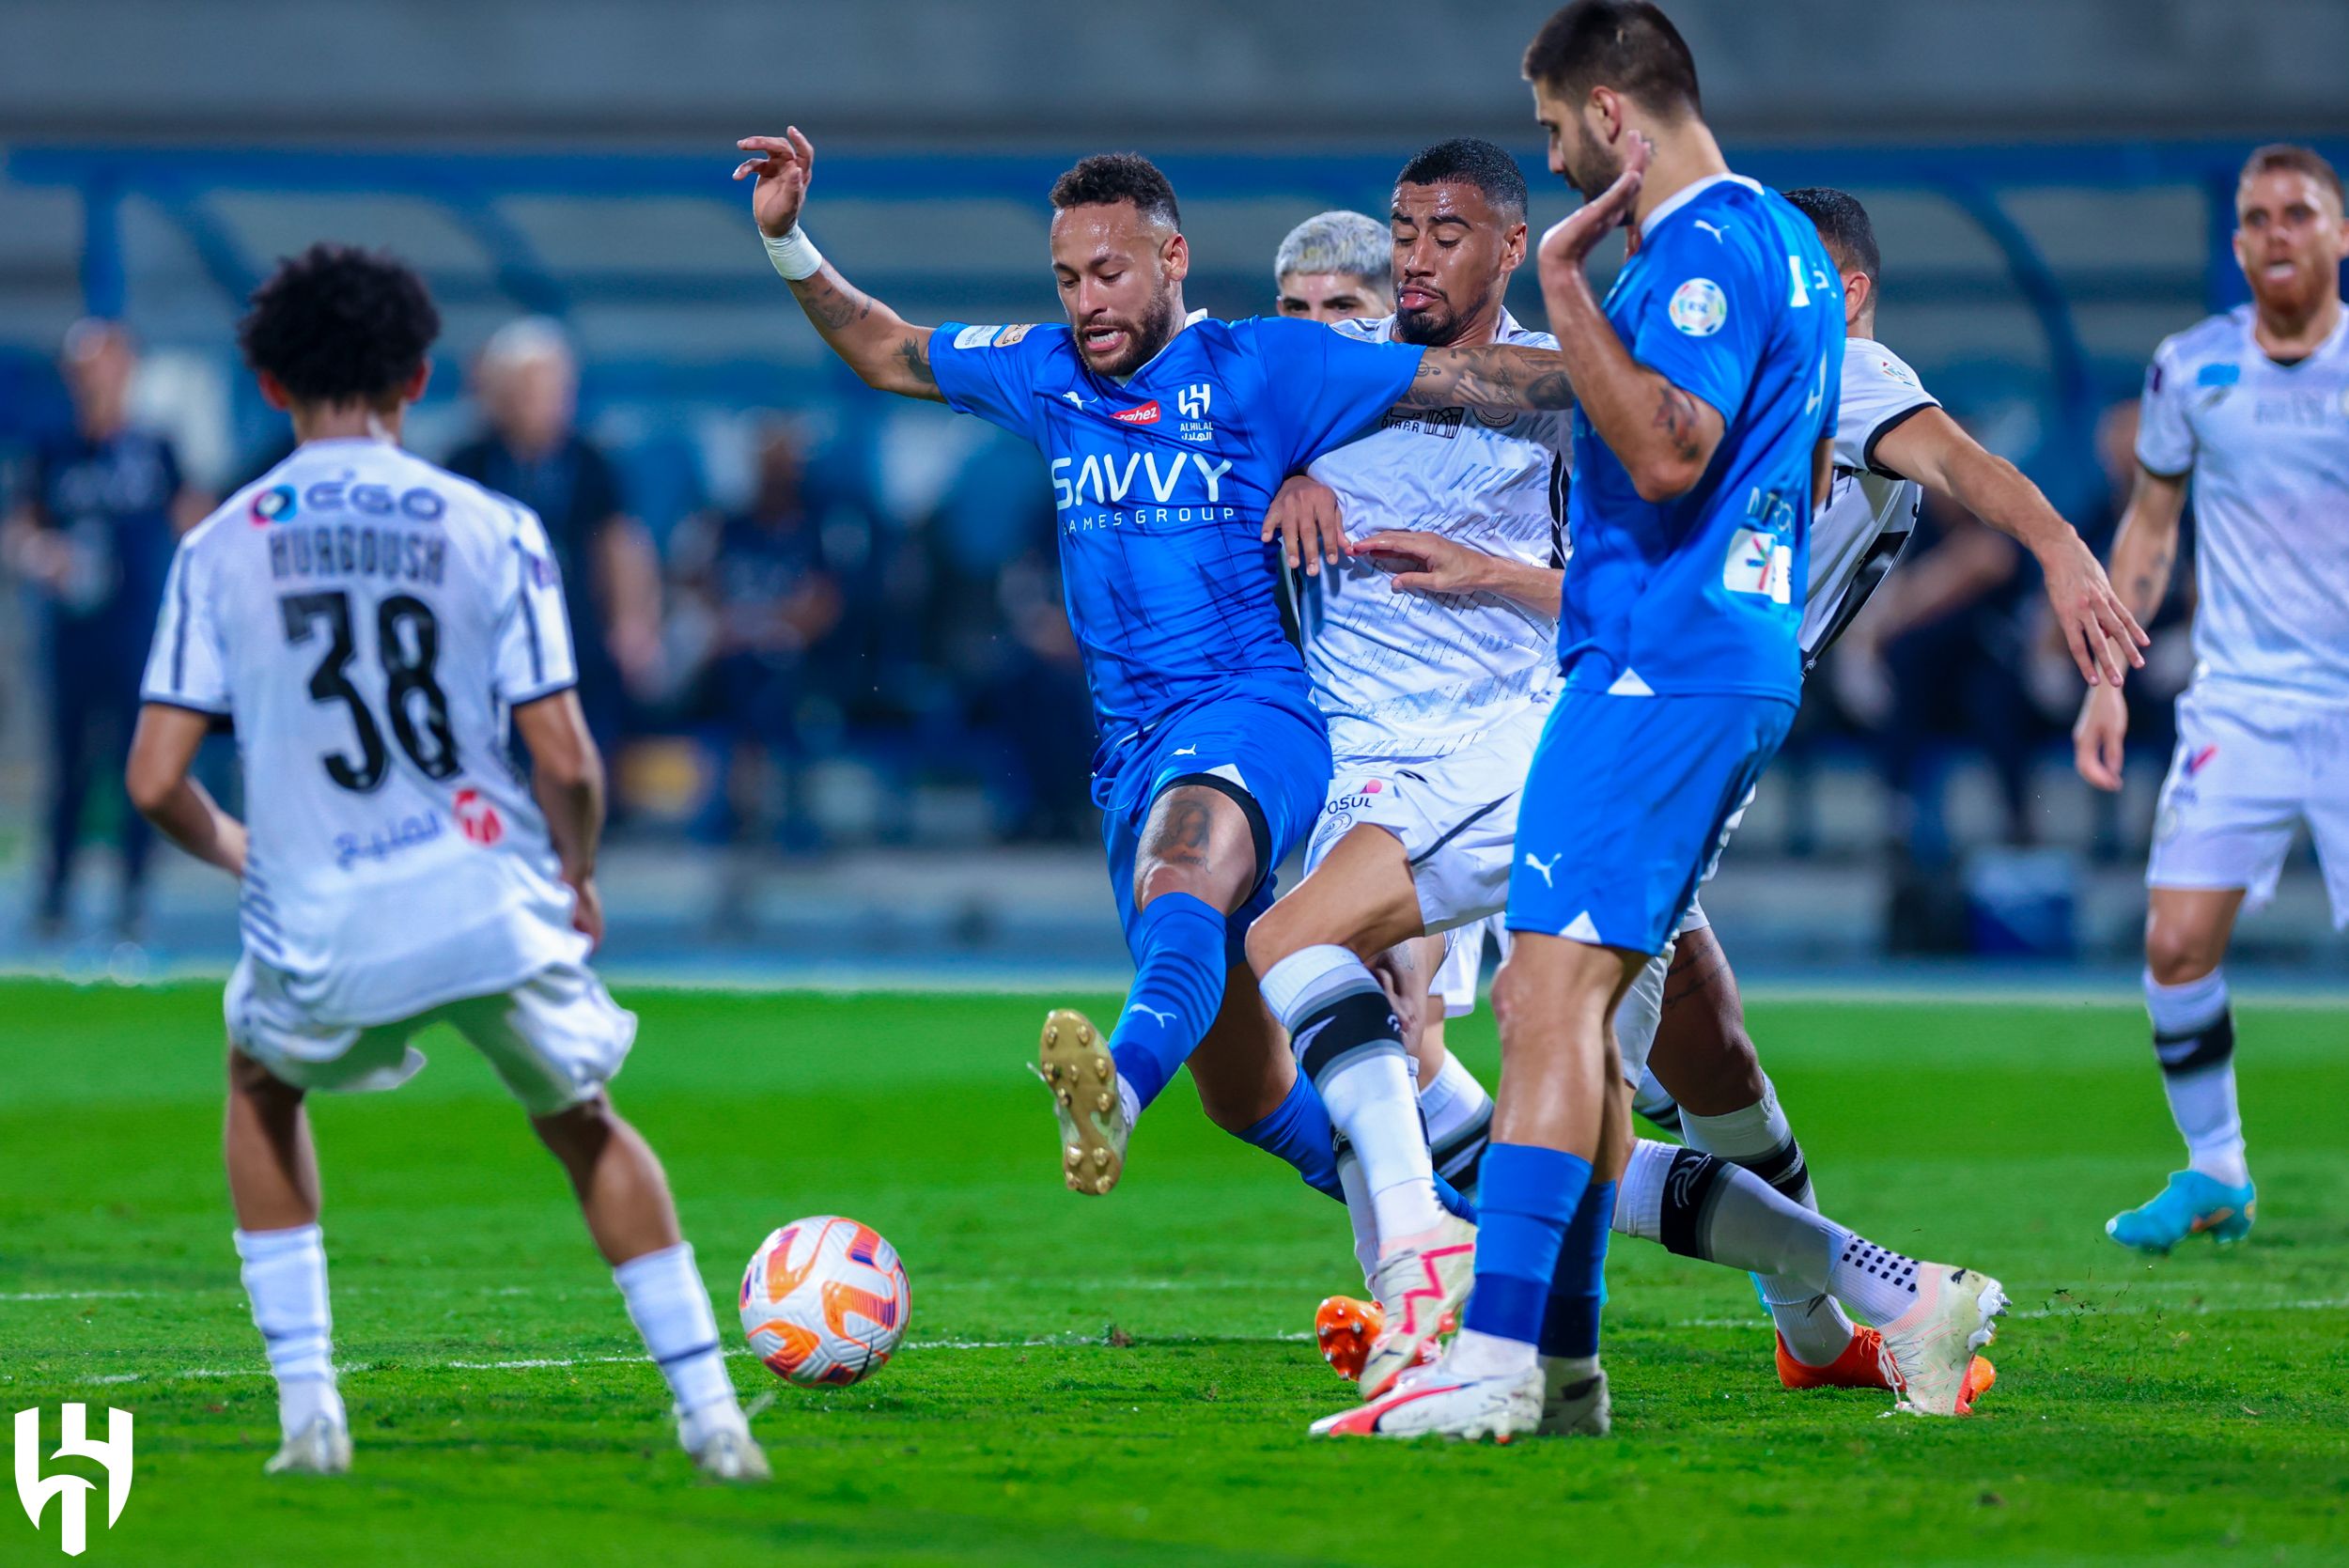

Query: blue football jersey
[[1562, 175, 1845, 701], [929, 316, 1425, 781]]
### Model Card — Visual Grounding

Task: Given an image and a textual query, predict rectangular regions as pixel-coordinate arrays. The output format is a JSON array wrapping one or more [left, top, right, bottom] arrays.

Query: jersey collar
[[1639, 172, 1762, 243]]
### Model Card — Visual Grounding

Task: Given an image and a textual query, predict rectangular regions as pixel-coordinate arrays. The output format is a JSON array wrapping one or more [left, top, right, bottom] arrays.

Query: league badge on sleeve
[[1668, 278, 1729, 337], [1672, 276, 1729, 335]]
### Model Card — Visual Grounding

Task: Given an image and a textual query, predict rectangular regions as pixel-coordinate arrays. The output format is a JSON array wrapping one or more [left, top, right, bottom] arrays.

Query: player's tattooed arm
[[1527, 132, 1726, 501], [738, 130, 945, 402], [1397, 344, 1578, 411]]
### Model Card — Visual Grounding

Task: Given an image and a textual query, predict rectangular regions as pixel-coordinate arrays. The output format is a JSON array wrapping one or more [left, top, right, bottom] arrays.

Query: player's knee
[[1132, 856, 1224, 913], [531, 1093, 618, 1163], [2144, 918, 2225, 987]]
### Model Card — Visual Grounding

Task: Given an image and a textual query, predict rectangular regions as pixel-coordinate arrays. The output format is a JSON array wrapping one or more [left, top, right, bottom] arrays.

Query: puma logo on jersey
[[1125, 1003, 1177, 1028], [1173, 745, 1198, 757], [1693, 219, 1728, 242], [1522, 851, 1562, 888]]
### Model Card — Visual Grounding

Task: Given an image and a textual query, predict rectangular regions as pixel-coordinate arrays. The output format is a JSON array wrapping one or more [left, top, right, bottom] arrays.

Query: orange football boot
[[1315, 1296, 1452, 1382], [1776, 1327, 1998, 1411]]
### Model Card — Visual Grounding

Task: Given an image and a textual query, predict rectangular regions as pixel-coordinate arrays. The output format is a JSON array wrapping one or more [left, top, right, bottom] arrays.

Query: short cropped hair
[[1783, 187, 1880, 280], [1396, 137, 1530, 223], [1050, 153, 1180, 228], [1523, 0, 1702, 117], [1274, 210, 1390, 287], [238, 242, 440, 408], [2239, 143, 2345, 210]]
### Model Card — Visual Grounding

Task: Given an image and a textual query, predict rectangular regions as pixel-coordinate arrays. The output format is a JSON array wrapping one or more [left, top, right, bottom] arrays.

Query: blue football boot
[[2106, 1170, 2256, 1253]]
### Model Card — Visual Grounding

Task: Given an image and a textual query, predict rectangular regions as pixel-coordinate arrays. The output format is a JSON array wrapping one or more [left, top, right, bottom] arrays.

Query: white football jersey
[[2138, 304, 2349, 702], [142, 438, 588, 1025], [1801, 337, 1938, 666], [1297, 312, 1572, 761]]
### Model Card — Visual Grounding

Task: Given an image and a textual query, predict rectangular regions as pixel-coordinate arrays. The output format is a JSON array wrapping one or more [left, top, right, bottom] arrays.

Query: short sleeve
[[493, 506, 581, 705], [1833, 346, 1939, 476], [2135, 340, 2196, 478], [1626, 226, 1772, 427], [1256, 318, 1425, 471], [928, 324, 1057, 445], [141, 536, 230, 714]]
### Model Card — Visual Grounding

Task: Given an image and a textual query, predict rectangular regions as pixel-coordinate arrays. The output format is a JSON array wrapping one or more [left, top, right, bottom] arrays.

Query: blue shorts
[[1099, 695, 1332, 965], [1506, 690, 1795, 955]]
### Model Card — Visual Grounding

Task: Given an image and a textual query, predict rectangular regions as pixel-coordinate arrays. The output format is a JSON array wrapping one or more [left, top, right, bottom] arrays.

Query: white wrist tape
[[763, 225, 824, 282]]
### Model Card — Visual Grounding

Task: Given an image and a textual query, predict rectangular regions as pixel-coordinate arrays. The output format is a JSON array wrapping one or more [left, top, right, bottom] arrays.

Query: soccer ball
[[739, 1216, 910, 1387]]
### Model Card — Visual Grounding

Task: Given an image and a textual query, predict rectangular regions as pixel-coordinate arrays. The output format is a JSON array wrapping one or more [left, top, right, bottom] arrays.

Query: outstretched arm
[[2071, 464, 2188, 790], [736, 129, 943, 402], [1874, 406, 2148, 687], [1397, 343, 1577, 412]]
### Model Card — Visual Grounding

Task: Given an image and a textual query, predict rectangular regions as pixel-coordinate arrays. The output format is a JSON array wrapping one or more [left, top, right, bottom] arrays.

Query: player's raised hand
[[734, 128, 816, 239], [1540, 132, 1652, 272], [2039, 533, 2150, 687], [2072, 681, 2129, 792], [1353, 530, 1491, 597], [1264, 474, 1349, 574]]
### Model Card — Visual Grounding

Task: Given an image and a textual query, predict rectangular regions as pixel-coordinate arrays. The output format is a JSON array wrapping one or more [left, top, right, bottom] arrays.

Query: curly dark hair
[[1049, 153, 1180, 228], [236, 242, 441, 408]]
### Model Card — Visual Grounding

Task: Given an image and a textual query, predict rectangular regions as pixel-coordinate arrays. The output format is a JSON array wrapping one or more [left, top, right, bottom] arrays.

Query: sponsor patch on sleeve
[[953, 324, 1005, 350]]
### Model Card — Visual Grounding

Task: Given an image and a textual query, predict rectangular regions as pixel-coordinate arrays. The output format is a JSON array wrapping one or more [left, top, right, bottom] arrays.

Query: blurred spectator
[[675, 424, 841, 846], [975, 548, 1095, 842], [444, 318, 662, 758], [1835, 485, 2044, 864], [1, 320, 206, 937]]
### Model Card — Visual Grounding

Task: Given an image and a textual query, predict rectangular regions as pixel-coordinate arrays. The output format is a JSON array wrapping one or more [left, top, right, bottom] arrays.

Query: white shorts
[[2148, 685, 2349, 926], [1433, 916, 1504, 1017], [1423, 914, 1661, 1088], [1305, 700, 1549, 939], [226, 955, 637, 1116]]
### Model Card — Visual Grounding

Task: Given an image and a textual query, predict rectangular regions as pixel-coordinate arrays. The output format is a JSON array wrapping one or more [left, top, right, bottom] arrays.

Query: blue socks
[[1539, 1179, 1614, 1359], [1109, 892, 1228, 1110], [1463, 1142, 1592, 1345], [1237, 1074, 1344, 1200]]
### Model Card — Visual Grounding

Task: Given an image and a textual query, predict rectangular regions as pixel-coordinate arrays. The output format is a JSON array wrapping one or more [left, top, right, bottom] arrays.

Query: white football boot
[[681, 1403, 772, 1483], [1535, 1362, 1611, 1436], [263, 1414, 352, 1476], [1034, 1008, 1129, 1195], [1311, 1350, 1543, 1442], [1357, 1214, 1477, 1400], [1875, 1265, 2009, 1416]]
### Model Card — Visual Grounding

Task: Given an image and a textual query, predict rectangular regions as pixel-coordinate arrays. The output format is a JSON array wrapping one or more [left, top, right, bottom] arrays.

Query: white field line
[[23, 1295, 2349, 1389]]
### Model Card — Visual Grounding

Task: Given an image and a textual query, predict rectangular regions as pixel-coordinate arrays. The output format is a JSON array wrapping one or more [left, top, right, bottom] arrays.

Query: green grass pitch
[[4, 978, 2345, 1566]]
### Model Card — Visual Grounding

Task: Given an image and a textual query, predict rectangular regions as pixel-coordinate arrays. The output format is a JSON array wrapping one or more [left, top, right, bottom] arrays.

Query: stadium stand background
[[2, 0, 2344, 974]]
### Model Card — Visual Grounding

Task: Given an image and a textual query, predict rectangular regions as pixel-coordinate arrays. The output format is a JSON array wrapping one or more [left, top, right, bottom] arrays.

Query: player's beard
[[1081, 286, 1182, 379], [1563, 119, 1623, 203], [1394, 292, 1467, 347]]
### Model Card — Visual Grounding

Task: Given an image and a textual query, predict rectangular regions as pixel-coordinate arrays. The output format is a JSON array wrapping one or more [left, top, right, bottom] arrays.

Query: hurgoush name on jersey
[[143, 438, 588, 1025]]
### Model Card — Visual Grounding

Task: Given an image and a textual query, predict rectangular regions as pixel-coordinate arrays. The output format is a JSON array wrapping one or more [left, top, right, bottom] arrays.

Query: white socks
[[614, 1243, 740, 1441], [2146, 968, 2249, 1188], [1448, 1325, 1540, 1379], [1678, 1083, 1860, 1367], [1418, 1051, 1490, 1152], [235, 1224, 345, 1440], [1261, 944, 1445, 1247]]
